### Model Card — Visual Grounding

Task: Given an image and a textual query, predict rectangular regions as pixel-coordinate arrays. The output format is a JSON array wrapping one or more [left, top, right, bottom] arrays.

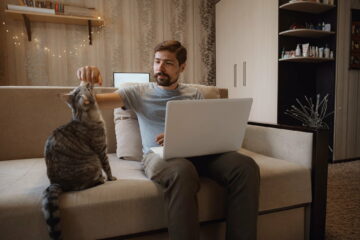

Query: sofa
[[0, 85, 328, 240]]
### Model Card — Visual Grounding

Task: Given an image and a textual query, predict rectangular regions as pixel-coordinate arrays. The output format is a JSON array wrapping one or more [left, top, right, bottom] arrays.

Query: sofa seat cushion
[[0, 151, 311, 240]]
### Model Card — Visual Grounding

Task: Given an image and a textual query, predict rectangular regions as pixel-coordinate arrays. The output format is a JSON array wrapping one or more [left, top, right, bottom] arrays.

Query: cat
[[42, 83, 116, 240]]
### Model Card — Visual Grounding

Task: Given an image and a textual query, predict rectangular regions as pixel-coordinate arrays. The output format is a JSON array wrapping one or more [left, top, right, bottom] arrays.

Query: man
[[77, 40, 260, 240]]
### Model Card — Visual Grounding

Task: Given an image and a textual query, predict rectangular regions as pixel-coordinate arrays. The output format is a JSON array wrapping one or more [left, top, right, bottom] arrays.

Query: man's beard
[[154, 72, 177, 86]]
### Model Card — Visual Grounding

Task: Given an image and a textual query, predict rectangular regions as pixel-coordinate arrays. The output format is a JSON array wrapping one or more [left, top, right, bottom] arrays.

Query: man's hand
[[155, 133, 165, 146], [76, 66, 103, 86]]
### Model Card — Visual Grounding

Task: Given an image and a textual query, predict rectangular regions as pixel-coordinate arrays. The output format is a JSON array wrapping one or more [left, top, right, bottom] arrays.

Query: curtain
[[0, 0, 216, 86]]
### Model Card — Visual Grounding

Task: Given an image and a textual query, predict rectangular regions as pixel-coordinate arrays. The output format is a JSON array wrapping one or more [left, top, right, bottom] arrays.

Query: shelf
[[279, 29, 335, 38], [280, 1, 335, 14], [4, 9, 104, 44], [279, 57, 335, 62]]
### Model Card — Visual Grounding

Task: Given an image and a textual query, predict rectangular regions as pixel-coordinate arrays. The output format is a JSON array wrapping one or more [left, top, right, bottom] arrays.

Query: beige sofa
[[0, 86, 328, 240]]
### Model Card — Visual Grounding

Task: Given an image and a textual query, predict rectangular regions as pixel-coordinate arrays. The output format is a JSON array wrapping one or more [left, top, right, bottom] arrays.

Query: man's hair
[[154, 40, 187, 65]]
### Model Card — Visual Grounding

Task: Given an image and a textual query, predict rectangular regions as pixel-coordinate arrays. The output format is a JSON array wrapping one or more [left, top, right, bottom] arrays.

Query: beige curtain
[[0, 0, 216, 87]]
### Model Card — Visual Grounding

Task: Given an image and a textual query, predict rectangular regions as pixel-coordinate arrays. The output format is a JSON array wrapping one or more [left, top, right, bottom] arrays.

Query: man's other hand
[[77, 66, 103, 86], [155, 133, 165, 146]]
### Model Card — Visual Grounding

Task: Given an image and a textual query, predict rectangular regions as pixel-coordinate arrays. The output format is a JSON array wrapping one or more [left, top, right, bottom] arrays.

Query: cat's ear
[[58, 93, 73, 103]]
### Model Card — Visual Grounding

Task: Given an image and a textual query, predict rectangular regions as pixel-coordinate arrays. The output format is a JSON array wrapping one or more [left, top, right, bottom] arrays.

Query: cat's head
[[61, 83, 96, 113]]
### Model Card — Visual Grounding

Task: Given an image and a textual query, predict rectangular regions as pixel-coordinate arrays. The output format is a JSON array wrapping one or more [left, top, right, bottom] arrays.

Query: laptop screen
[[113, 72, 150, 87]]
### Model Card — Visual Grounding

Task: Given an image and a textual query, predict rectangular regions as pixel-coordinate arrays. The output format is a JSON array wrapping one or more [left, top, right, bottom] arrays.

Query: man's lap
[[142, 151, 258, 187]]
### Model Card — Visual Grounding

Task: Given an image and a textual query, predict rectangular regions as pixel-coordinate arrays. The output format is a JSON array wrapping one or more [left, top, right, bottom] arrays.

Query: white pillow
[[114, 107, 143, 161]]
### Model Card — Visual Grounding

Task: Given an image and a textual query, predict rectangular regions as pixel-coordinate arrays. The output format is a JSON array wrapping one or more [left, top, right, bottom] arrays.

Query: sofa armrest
[[243, 122, 316, 169], [245, 121, 328, 240]]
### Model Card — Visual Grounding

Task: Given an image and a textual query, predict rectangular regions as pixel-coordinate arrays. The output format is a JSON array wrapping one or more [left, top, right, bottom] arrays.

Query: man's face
[[153, 50, 185, 87]]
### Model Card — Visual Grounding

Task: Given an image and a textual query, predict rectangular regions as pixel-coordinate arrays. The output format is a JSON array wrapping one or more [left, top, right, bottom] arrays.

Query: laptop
[[150, 98, 253, 160], [113, 72, 150, 87]]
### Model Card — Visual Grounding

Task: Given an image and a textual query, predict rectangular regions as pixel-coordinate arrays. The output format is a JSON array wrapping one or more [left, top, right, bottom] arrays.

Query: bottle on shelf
[[295, 44, 301, 57], [324, 44, 330, 58]]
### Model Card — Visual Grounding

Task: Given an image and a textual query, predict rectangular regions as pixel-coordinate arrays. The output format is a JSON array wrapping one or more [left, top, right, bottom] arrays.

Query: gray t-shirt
[[117, 82, 203, 154]]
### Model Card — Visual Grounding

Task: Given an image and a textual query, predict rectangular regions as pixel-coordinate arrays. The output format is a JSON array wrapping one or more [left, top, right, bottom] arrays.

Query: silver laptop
[[150, 98, 253, 160]]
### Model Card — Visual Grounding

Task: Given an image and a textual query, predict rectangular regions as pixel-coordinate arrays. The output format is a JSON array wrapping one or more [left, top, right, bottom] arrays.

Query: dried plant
[[285, 94, 333, 129]]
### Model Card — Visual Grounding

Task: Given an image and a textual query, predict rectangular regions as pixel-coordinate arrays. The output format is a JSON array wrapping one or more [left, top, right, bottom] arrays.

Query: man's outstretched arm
[[77, 66, 125, 108]]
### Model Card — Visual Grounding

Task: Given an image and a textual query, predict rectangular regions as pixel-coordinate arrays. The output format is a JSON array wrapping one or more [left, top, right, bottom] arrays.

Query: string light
[[1, 18, 105, 59]]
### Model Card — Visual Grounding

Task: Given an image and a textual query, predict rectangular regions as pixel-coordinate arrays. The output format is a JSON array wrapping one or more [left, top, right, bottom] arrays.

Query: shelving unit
[[4, 9, 104, 45], [278, 0, 337, 163]]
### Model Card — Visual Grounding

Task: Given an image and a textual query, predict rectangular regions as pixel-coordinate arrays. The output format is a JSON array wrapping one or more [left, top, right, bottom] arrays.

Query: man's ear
[[180, 63, 186, 72]]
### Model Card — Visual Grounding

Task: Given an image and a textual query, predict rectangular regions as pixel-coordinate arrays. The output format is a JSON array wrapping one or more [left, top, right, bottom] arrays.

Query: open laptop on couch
[[151, 98, 253, 160]]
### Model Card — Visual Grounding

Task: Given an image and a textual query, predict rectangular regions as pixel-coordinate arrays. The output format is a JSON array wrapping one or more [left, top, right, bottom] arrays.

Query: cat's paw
[[108, 176, 117, 181]]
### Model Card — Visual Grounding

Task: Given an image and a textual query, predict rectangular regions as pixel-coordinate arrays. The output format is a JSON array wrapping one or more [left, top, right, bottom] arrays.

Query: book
[[63, 5, 97, 18], [7, 4, 55, 14]]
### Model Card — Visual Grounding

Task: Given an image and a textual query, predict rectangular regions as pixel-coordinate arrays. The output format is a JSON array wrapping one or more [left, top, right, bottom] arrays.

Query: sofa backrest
[[0, 87, 117, 161], [0, 85, 228, 161]]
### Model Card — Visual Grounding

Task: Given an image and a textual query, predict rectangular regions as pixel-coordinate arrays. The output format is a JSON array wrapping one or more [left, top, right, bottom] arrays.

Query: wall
[[334, 0, 360, 160], [0, 0, 216, 87]]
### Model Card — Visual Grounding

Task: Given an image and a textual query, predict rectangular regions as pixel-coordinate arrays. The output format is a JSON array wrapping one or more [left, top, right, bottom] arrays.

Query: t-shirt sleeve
[[116, 86, 141, 111]]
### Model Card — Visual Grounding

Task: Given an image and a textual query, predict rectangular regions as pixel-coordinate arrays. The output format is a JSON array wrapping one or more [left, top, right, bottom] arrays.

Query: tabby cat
[[42, 83, 116, 240]]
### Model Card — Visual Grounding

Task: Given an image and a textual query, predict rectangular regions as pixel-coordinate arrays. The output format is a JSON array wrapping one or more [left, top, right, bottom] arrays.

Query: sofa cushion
[[114, 83, 221, 161], [0, 150, 311, 240], [114, 111, 143, 161]]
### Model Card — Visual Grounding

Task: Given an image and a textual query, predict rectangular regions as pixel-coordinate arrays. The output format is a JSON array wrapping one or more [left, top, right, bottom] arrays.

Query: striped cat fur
[[42, 83, 117, 240]]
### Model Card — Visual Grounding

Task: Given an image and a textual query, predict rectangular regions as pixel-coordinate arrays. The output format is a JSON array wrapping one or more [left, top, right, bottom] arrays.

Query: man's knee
[[168, 159, 200, 186], [228, 152, 260, 183], [151, 158, 200, 192]]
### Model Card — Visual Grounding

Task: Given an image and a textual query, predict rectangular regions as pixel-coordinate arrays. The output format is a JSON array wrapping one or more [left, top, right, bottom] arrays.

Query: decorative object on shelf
[[285, 94, 333, 129], [289, 23, 305, 29], [7, 4, 55, 14], [302, 43, 309, 57], [295, 44, 302, 56], [280, 43, 334, 61]]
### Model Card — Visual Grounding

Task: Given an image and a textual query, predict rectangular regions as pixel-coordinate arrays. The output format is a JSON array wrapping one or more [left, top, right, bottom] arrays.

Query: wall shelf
[[280, 1, 335, 14], [279, 29, 335, 38], [279, 57, 335, 62], [4, 9, 104, 45]]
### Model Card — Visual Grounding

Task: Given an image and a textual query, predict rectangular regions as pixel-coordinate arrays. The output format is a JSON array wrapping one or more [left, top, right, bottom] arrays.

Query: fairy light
[[1, 17, 105, 60]]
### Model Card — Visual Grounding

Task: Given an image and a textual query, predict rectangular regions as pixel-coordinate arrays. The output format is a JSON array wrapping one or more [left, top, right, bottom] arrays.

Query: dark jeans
[[142, 151, 260, 240]]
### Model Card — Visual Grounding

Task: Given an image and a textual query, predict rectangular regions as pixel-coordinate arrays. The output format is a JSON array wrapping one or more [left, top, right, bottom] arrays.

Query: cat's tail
[[41, 183, 63, 240]]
